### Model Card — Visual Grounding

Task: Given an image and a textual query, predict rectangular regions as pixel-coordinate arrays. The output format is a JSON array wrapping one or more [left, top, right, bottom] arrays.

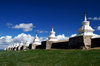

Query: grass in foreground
[[0, 49, 100, 66]]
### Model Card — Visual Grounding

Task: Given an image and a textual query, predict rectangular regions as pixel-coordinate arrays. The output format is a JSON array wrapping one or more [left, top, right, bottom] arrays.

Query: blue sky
[[0, 0, 100, 49]]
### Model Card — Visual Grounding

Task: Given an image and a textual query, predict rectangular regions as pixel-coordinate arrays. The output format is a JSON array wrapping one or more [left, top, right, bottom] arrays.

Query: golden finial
[[84, 12, 86, 15]]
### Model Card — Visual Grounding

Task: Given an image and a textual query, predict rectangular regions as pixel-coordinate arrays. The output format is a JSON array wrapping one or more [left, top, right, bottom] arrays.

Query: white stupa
[[33, 33, 41, 45], [17, 41, 23, 50], [25, 40, 30, 46], [8, 45, 11, 50], [15, 42, 19, 47], [13, 43, 17, 51], [11, 44, 13, 48], [77, 12, 95, 36], [19, 41, 24, 46], [24, 36, 30, 46], [13, 43, 16, 47], [17, 42, 19, 47], [48, 26, 57, 41], [9, 45, 11, 48]]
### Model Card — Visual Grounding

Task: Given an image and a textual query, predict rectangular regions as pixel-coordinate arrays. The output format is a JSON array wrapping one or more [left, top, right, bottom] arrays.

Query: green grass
[[0, 49, 100, 66]]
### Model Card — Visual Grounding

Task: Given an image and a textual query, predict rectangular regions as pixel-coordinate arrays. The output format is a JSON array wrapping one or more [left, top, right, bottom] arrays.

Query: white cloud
[[88, 17, 100, 20], [39, 37, 47, 42], [36, 30, 48, 33], [0, 33, 46, 49], [0, 36, 13, 44], [70, 34, 77, 37], [97, 26, 100, 30], [12, 23, 35, 32], [88, 17, 92, 19], [13, 33, 35, 44], [56, 34, 69, 40], [0, 36, 13, 49]]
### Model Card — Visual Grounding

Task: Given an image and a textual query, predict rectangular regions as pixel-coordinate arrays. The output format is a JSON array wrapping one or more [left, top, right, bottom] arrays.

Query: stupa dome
[[33, 33, 41, 45]]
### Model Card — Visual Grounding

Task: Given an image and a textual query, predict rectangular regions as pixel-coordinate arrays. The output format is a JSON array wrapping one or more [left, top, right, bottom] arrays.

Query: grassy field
[[0, 49, 100, 66]]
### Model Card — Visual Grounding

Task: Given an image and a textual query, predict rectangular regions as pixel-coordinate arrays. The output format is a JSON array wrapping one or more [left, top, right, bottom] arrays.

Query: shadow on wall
[[51, 42, 69, 49], [91, 38, 100, 48], [41, 41, 46, 49], [68, 36, 85, 49], [69, 43, 84, 49], [36, 45, 41, 49], [29, 44, 32, 49]]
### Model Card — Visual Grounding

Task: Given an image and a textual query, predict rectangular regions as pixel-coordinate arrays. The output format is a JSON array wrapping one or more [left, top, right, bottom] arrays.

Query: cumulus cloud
[[97, 26, 100, 30], [0, 33, 45, 49], [13, 33, 35, 44], [0, 36, 13, 49], [88, 17, 92, 19], [88, 17, 100, 20], [0, 36, 13, 45], [36, 30, 48, 33], [12, 23, 35, 32], [39, 37, 48, 42], [70, 34, 77, 37], [56, 34, 69, 40]]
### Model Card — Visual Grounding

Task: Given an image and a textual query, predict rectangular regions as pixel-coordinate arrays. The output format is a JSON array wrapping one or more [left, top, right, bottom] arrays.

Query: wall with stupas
[[41, 39, 69, 49], [5, 12, 100, 50]]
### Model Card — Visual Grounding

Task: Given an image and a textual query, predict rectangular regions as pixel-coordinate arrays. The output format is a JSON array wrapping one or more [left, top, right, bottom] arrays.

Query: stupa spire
[[52, 26, 54, 32], [84, 12, 87, 21], [36, 32, 37, 37]]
